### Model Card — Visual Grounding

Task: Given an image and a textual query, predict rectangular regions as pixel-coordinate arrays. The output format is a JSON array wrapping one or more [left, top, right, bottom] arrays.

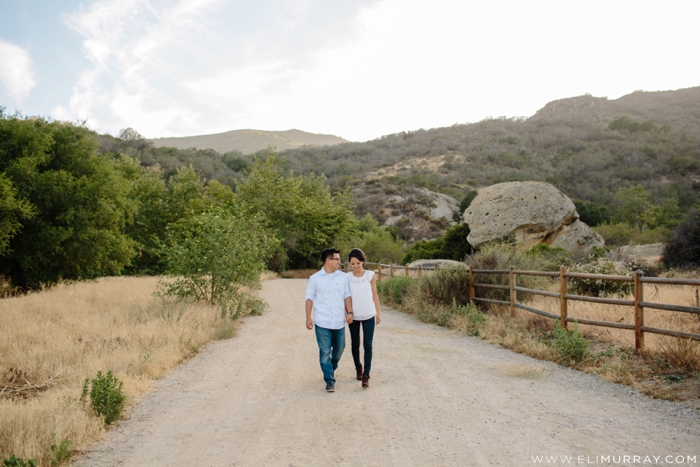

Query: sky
[[1, 0, 699, 142]]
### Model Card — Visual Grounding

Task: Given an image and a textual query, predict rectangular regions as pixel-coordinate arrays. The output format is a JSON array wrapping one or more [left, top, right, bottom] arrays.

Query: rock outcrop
[[464, 181, 604, 256]]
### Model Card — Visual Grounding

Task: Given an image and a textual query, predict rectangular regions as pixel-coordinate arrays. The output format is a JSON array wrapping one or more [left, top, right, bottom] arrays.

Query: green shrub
[[568, 259, 633, 297], [377, 277, 414, 305], [664, 207, 700, 269], [553, 322, 590, 365], [416, 266, 471, 306], [49, 436, 72, 466], [81, 370, 126, 425], [159, 209, 273, 306], [220, 294, 268, 320], [3, 456, 36, 467]]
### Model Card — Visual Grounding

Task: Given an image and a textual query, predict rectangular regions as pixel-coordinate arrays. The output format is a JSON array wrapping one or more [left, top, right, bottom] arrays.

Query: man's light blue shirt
[[305, 268, 351, 330]]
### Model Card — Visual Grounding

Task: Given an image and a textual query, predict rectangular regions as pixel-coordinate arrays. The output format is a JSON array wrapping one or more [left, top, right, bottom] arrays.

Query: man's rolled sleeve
[[305, 275, 317, 302]]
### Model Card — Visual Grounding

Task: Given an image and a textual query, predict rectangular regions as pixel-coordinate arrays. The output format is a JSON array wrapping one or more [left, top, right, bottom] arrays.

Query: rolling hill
[[148, 128, 347, 155]]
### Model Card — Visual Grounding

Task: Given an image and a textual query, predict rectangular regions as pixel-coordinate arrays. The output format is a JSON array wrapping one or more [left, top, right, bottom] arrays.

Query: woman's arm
[[371, 274, 381, 324]]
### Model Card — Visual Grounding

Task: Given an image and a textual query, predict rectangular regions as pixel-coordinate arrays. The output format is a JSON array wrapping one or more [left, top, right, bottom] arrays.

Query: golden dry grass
[[522, 283, 700, 353], [0, 276, 239, 466]]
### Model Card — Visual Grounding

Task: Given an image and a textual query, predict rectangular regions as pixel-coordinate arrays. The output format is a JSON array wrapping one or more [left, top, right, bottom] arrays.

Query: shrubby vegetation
[[663, 207, 700, 269]]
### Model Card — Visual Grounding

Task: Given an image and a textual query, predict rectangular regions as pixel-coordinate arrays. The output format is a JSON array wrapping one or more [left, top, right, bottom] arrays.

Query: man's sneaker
[[362, 375, 370, 389], [326, 381, 335, 392], [356, 365, 363, 380]]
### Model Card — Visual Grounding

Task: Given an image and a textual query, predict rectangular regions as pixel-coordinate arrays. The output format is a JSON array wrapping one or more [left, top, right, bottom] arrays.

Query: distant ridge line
[[149, 128, 348, 155]]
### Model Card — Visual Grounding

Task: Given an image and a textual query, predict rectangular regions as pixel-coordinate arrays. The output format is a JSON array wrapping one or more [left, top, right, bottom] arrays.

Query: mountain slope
[[149, 129, 347, 155]]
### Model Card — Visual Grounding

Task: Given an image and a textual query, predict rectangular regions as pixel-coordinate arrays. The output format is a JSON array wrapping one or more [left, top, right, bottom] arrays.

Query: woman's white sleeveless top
[[346, 270, 376, 321]]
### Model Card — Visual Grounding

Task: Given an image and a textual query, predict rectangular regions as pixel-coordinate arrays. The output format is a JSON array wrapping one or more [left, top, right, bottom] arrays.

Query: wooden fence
[[351, 262, 700, 351]]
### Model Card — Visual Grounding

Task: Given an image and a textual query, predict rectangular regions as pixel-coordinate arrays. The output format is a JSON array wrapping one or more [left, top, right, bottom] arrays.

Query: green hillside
[[276, 87, 700, 219], [149, 128, 347, 154]]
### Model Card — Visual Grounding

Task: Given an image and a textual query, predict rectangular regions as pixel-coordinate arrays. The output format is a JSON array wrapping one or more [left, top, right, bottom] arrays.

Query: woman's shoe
[[362, 374, 370, 388], [356, 365, 363, 380]]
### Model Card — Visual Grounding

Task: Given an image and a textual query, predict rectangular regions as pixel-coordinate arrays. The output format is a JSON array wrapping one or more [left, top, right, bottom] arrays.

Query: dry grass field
[[0, 276, 241, 466]]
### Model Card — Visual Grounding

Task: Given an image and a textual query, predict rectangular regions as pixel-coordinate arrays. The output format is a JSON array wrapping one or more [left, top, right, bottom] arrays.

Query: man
[[305, 248, 353, 392]]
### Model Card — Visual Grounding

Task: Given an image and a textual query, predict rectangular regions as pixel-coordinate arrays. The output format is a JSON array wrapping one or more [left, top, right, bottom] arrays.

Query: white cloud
[[0, 40, 37, 103], [51, 0, 700, 141]]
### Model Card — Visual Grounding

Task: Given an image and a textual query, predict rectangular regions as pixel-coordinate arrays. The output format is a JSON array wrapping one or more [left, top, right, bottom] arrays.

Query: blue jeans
[[314, 325, 345, 383]]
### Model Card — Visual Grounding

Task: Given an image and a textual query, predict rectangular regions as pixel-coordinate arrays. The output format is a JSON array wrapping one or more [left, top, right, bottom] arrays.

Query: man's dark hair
[[321, 248, 340, 264], [348, 248, 366, 263]]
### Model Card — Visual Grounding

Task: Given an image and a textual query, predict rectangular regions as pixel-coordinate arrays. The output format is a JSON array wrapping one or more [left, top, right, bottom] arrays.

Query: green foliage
[[124, 166, 237, 274], [612, 185, 651, 228], [553, 322, 590, 365], [663, 207, 700, 269], [402, 223, 472, 264], [439, 299, 483, 331], [0, 114, 138, 290], [402, 238, 444, 264], [158, 209, 273, 307], [441, 223, 473, 261], [0, 173, 34, 255], [593, 222, 670, 247], [574, 200, 610, 227], [81, 370, 126, 425], [459, 190, 478, 214], [608, 116, 657, 133], [415, 266, 472, 306], [339, 214, 404, 264], [236, 153, 357, 270], [220, 294, 268, 321], [2, 456, 36, 467], [377, 276, 414, 305], [568, 259, 633, 297], [49, 436, 72, 466]]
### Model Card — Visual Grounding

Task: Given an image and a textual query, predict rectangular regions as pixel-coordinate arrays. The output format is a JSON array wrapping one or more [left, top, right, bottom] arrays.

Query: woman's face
[[349, 257, 364, 272]]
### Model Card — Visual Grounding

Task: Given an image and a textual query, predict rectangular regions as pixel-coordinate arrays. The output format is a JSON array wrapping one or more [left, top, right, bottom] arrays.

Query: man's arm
[[344, 296, 353, 324], [306, 299, 314, 330]]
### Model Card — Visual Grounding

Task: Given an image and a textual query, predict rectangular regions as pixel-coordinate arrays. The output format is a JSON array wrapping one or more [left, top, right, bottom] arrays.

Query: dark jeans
[[348, 317, 375, 376], [314, 325, 345, 383]]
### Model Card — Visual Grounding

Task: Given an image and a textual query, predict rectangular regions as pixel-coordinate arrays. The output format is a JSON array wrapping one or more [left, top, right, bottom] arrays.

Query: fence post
[[390, 264, 394, 277], [509, 266, 516, 317], [405, 264, 409, 278], [560, 265, 568, 330], [468, 266, 475, 302], [377, 263, 382, 283], [417, 265, 422, 277], [634, 271, 645, 351]]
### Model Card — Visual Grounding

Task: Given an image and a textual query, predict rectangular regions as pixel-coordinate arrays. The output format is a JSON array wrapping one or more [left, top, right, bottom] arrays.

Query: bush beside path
[[74, 279, 700, 466]]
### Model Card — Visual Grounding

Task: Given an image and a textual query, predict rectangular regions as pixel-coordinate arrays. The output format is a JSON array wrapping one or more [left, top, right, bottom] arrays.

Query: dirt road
[[75, 279, 700, 466]]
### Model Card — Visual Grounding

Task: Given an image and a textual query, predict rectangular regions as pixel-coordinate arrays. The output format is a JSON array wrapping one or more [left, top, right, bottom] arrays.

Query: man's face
[[325, 253, 341, 271]]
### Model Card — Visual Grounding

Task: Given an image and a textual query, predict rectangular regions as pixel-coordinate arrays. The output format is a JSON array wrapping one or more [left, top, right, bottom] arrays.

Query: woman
[[346, 248, 381, 388]]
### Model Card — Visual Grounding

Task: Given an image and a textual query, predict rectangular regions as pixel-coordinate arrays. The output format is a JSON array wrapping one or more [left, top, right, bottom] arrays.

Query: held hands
[[346, 312, 353, 324]]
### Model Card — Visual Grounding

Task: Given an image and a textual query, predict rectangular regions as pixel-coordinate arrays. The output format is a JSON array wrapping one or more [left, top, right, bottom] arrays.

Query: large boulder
[[464, 181, 604, 256]]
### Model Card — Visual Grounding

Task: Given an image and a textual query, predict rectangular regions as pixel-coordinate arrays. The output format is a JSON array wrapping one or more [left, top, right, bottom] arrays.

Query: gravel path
[[74, 279, 700, 466]]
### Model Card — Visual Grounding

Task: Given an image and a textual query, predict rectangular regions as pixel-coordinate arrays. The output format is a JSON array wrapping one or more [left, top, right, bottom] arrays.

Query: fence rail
[[353, 261, 700, 351]]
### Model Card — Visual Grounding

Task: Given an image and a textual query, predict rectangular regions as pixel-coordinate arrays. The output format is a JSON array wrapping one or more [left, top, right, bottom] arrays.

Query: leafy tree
[[0, 115, 137, 290], [158, 209, 274, 306], [338, 213, 404, 264], [663, 207, 700, 269], [0, 173, 34, 254], [124, 165, 238, 274], [402, 238, 445, 264], [236, 153, 358, 269], [441, 223, 472, 261], [574, 200, 610, 227], [612, 185, 651, 228]]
